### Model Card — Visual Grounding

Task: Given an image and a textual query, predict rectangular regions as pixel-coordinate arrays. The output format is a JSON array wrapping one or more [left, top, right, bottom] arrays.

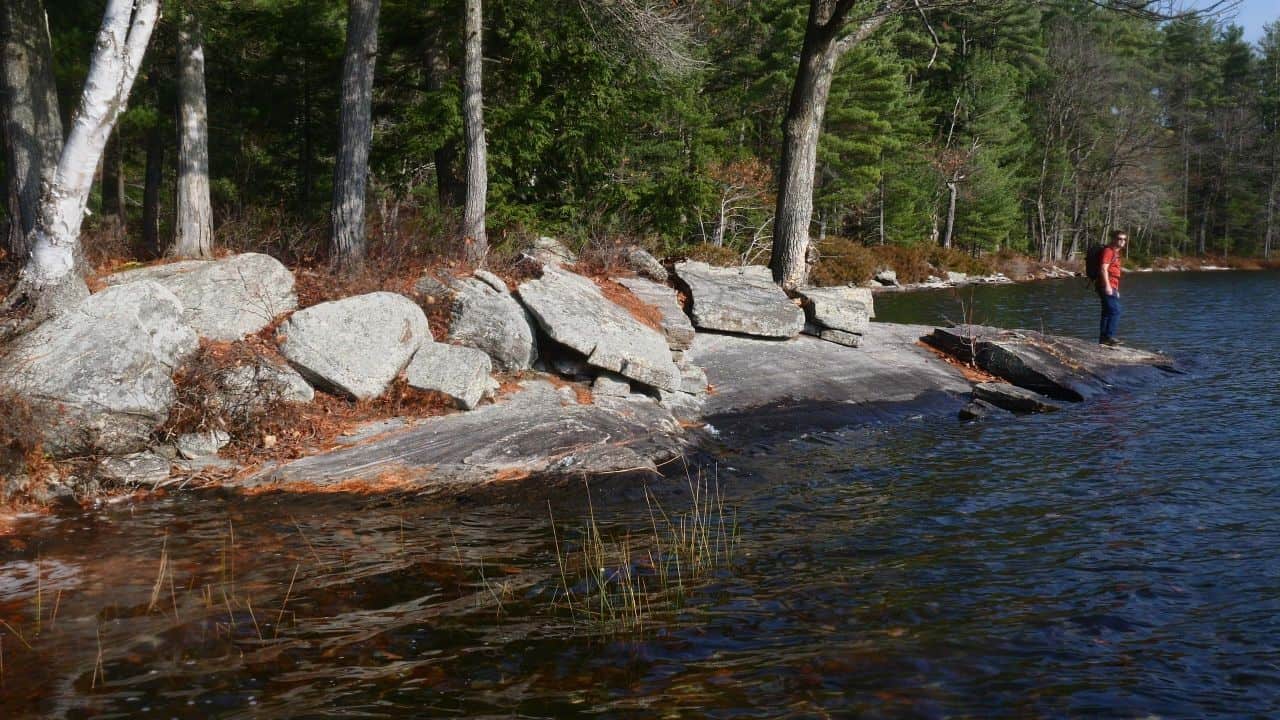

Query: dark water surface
[[2, 271, 1278, 718]]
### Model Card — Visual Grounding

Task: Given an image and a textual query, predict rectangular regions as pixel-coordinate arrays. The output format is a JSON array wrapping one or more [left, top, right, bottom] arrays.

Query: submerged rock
[[104, 253, 296, 341], [673, 261, 804, 339], [279, 292, 429, 400], [614, 276, 696, 351], [518, 267, 680, 391], [405, 342, 493, 410], [958, 397, 1007, 422], [972, 382, 1063, 414], [0, 282, 198, 457]]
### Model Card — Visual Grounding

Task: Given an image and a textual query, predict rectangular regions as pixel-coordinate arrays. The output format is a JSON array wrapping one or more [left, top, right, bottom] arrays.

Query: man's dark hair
[[1111, 230, 1128, 243]]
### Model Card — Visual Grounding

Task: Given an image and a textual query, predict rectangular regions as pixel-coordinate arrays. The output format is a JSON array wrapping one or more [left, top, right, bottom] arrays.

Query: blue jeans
[[1098, 291, 1121, 342]]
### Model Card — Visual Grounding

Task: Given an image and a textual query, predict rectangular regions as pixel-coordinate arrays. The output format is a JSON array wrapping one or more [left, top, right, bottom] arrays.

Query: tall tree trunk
[[3, 0, 158, 328], [174, 7, 213, 258], [461, 0, 488, 264], [942, 180, 958, 249], [101, 128, 126, 235], [142, 113, 165, 259], [330, 0, 381, 271], [0, 0, 63, 263], [770, 1, 895, 291], [425, 31, 464, 208]]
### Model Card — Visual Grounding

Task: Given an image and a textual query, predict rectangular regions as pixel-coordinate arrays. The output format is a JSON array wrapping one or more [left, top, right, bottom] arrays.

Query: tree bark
[[174, 6, 213, 258], [142, 114, 165, 259], [101, 128, 126, 235], [461, 0, 488, 264], [770, 1, 895, 290], [330, 0, 381, 271], [3, 0, 158, 327], [942, 180, 958, 250], [0, 0, 63, 263]]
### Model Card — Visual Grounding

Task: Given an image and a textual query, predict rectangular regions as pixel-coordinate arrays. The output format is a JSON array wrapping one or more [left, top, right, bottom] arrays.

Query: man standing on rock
[[1097, 230, 1127, 346]]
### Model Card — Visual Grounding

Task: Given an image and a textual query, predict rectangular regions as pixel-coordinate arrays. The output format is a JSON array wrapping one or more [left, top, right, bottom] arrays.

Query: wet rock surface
[[244, 381, 684, 491], [279, 292, 429, 400], [104, 253, 296, 341], [0, 282, 198, 457], [673, 262, 804, 339], [972, 382, 1063, 414]]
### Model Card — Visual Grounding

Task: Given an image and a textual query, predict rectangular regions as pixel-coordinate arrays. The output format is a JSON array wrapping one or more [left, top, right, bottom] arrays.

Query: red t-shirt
[[1100, 246, 1122, 290]]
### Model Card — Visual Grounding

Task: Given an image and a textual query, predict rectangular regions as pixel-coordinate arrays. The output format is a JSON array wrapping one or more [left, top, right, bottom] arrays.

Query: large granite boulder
[[798, 285, 875, 333], [614, 276, 696, 351], [405, 342, 493, 410], [104, 253, 296, 341], [0, 282, 199, 457], [925, 325, 1178, 402], [416, 273, 538, 372], [624, 246, 668, 282], [279, 292, 429, 400], [673, 261, 804, 339], [522, 236, 577, 267], [518, 267, 681, 391]]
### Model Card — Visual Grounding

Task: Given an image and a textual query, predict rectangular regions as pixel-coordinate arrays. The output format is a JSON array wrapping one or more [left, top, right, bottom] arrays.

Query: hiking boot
[[1100, 337, 1123, 347]]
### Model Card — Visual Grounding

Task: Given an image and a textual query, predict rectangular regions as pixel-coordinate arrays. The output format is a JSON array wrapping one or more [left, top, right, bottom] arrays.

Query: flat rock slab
[[972, 383, 1062, 414], [686, 322, 971, 419], [958, 398, 1006, 422], [418, 273, 538, 372], [925, 325, 1177, 401], [613, 276, 696, 351], [279, 292, 429, 400], [96, 452, 173, 487], [798, 285, 875, 332], [104, 253, 296, 340], [405, 342, 493, 410], [0, 282, 198, 457], [241, 381, 684, 492], [518, 267, 680, 391], [673, 262, 804, 339]]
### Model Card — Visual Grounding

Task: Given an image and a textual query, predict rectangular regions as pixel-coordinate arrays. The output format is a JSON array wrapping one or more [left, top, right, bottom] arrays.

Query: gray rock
[[798, 285, 874, 332], [673, 261, 804, 339], [216, 363, 314, 416], [925, 325, 1178, 402], [551, 355, 593, 380], [947, 271, 968, 284], [279, 292, 429, 400], [972, 382, 1062, 414], [874, 269, 900, 286], [518, 267, 681, 391], [96, 452, 173, 487], [0, 282, 198, 457], [678, 362, 708, 396], [800, 324, 862, 348], [244, 381, 685, 490], [430, 274, 538, 372], [405, 342, 493, 410], [614, 276, 696, 351], [104, 253, 296, 341], [625, 246, 668, 282], [524, 236, 577, 266], [592, 372, 633, 397], [657, 389, 705, 421], [176, 430, 232, 459], [473, 269, 509, 293], [958, 398, 1005, 422]]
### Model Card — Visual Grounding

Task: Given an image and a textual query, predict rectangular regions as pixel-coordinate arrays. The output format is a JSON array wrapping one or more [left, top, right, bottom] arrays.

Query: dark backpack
[[1085, 244, 1106, 282]]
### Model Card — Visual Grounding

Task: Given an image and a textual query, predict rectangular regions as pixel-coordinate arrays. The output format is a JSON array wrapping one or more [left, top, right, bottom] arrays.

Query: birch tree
[[1, 0, 159, 330], [461, 0, 487, 263], [330, 0, 381, 271], [174, 3, 213, 258], [0, 0, 63, 263]]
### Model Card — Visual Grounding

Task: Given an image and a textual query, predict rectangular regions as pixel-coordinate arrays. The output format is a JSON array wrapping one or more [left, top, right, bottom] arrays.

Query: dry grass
[[916, 341, 1002, 384]]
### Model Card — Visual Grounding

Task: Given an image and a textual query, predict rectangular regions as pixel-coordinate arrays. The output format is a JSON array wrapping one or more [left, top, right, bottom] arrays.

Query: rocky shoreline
[[0, 243, 1181, 509]]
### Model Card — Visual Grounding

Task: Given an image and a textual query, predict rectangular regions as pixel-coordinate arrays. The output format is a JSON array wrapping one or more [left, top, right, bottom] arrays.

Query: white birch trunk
[[174, 6, 213, 259], [461, 0, 488, 264], [14, 0, 158, 318]]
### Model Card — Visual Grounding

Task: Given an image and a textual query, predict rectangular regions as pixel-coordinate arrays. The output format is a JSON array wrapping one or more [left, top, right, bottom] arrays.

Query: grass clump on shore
[[549, 470, 740, 635]]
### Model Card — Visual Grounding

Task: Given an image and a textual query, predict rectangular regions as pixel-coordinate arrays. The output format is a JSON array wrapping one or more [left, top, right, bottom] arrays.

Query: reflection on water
[[2, 272, 1278, 718]]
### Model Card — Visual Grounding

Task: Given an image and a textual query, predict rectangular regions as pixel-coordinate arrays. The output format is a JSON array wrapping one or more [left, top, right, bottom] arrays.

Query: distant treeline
[[5, 0, 1278, 269]]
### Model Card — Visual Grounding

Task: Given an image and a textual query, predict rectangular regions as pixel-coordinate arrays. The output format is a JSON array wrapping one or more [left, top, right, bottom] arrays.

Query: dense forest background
[[5, 0, 1279, 281]]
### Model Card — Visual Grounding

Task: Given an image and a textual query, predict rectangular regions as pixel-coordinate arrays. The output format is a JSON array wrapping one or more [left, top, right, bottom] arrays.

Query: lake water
[[1, 271, 1277, 718]]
